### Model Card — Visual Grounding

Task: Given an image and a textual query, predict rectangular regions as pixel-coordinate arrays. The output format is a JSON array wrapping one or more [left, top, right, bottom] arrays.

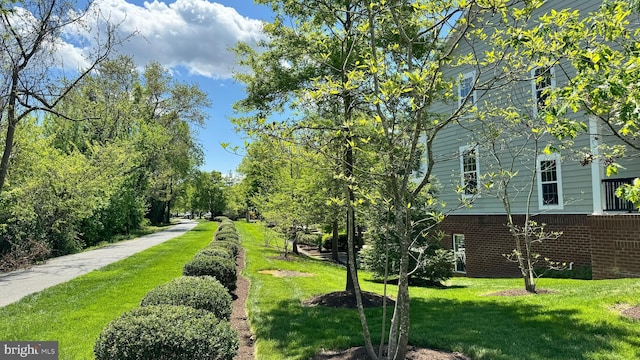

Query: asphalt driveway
[[0, 219, 198, 308]]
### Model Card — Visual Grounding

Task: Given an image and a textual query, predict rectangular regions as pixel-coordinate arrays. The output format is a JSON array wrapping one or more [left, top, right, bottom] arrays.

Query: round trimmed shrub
[[140, 276, 232, 320], [209, 240, 240, 258], [94, 305, 238, 360], [213, 230, 240, 241], [218, 221, 235, 231], [183, 255, 237, 291], [197, 246, 234, 260]]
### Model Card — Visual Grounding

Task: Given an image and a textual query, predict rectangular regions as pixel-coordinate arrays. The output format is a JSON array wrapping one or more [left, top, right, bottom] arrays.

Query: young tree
[[0, 0, 125, 192]]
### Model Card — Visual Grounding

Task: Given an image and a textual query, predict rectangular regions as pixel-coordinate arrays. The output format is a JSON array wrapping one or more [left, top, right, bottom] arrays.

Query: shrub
[[322, 233, 348, 251], [361, 234, 454, 285], [198, 246, 234, 260], [209, 240, 240, 258], [215, 230, 240, 243], [94, 305, 238, 360], [140, 276, 232, 320], [296, 232, 323, 247], [213, 216, 231, 222], [183, 255, 237, 291]]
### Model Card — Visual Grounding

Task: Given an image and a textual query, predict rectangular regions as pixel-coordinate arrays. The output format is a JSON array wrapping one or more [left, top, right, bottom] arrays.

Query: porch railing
[[602, 177, 636, 212]]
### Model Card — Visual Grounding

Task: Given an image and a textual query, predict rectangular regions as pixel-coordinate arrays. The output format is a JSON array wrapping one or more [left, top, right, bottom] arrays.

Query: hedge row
[[94, 219, 242, 360], [182, 217, 241, 292]]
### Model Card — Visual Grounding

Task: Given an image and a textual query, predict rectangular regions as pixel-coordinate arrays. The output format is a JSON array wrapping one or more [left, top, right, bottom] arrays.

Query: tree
[[0, 0, 124, 193], [234, 0, 369, 295], [192, 170, 227, 218]]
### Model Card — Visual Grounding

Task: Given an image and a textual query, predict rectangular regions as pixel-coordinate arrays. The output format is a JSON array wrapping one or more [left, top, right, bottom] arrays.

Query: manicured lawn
[[236, 221, 640, 360], [0, 221, 216, 360]]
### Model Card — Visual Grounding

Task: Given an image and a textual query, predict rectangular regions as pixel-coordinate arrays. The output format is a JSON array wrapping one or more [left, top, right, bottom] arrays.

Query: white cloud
[[62, 0, 265, 79]]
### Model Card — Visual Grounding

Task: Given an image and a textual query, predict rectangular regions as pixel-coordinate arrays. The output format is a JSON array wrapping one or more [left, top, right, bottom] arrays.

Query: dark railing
[[602, 177, 636, 212]]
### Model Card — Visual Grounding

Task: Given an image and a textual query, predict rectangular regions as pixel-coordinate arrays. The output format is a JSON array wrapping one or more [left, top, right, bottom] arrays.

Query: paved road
[[0, 219, 198, 308]]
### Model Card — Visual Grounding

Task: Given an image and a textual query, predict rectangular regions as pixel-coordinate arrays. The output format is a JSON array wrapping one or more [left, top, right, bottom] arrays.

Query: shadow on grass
[[364, 277, 469, 290], [255, 296, 636, 360], [409, 297, 636, 360]]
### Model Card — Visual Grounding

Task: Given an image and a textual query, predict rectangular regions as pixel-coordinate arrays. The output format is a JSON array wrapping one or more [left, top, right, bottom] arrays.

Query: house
[[428, 1, 640, 280]]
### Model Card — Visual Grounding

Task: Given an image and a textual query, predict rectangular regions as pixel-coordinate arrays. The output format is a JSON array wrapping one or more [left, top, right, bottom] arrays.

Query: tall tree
[[0, 0, 124, 192]]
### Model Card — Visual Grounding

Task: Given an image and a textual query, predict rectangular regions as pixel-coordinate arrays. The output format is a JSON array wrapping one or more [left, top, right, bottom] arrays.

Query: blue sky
[[63, 0, 276, 174]]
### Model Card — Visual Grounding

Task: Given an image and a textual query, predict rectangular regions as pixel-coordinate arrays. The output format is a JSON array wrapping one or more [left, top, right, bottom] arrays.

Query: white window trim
[[536, 153, 564, 210], [458, 70, 477, 108], [453, 234, 466, 274], [531, 66, 556, 118], [459, 145, 479, 198]]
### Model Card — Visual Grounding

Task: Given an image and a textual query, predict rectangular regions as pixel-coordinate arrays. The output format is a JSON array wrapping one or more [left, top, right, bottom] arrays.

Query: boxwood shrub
[[94, 305, 238, 360], [197, 246, 234, 260], [183, 255, 237, 291], [209, 240, 240, 258], [214, 231, 239, 243], [140, 276, 232, 320]]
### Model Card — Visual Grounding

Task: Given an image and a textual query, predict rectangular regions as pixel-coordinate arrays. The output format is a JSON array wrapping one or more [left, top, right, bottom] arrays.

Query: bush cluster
[[94, 305, 238, 360], [95, 219, 243, 360], [140, 276, 232, 320]]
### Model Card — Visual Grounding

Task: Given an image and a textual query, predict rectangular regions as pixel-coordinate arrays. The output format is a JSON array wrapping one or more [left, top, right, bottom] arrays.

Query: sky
[[63, 0, 276, 175]]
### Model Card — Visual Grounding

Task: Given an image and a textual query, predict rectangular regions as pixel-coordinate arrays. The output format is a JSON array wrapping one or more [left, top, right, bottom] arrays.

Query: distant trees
[[0, 52, 209, 269]]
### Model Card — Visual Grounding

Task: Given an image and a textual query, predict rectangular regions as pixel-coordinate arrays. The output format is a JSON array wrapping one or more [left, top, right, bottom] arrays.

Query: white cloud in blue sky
[[63, 0, 265, 79]]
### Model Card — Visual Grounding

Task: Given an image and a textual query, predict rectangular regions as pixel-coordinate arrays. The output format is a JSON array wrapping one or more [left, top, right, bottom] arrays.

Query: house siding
[[429, 1, 640, 279]]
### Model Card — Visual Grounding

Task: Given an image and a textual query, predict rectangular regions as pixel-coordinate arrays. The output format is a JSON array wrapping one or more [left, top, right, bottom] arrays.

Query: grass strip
[[0, 220, 216, 360], [237, 221, 640, 360]]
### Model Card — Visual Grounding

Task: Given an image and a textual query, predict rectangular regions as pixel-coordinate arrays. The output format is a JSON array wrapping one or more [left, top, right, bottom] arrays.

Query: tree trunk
[[0, 73, 19, 194], [332, 219, 339, 261]]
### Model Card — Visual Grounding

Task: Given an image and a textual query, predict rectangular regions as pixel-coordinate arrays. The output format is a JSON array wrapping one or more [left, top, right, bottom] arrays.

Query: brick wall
[[588, 215, 640, 279], [438, 214, 640, 279]]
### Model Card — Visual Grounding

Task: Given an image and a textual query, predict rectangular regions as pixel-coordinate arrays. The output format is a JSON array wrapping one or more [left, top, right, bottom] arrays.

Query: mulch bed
[[618, 304, 640, 320], [303, 290, 395, 308], [313, 346, 471, 360]]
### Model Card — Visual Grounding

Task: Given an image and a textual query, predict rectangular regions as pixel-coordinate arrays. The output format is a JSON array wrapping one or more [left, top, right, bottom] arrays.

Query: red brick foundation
[[438, 214, 640, 280]]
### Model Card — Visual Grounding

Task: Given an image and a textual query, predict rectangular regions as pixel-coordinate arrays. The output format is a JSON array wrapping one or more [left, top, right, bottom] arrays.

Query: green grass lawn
[[236, 221, 640, 360], [0, 220, 216, 360]]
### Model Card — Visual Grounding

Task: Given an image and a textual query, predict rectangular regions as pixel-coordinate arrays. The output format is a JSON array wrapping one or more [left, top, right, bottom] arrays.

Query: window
[[537, 153, 564, 209], [531, 66, 555, 117], [458, 71, 477, 108], [453, 234, 466, 273], [459, 145, 479, 196]]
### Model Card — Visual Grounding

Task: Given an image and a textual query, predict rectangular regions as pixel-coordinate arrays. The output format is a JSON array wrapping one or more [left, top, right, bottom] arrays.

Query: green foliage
[[215, 231, 240, 243], [616, 178, 640, 211], [321, 233, 348, 251], [362, 200, 454, 285], [197, 246, 234, 260], [94, 305, 238, 360], [140, 276, 232, 320], [209, 240, 240, 258], [183, 255, 237, 291], [296, 232, 323, 247]]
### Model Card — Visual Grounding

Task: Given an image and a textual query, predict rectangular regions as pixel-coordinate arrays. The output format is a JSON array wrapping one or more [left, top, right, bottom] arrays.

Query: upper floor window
[[458, 71, 477, 108], [537, 153, 564, 209], [531, 66, 556, 117], [460, 145, 479, 197]]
